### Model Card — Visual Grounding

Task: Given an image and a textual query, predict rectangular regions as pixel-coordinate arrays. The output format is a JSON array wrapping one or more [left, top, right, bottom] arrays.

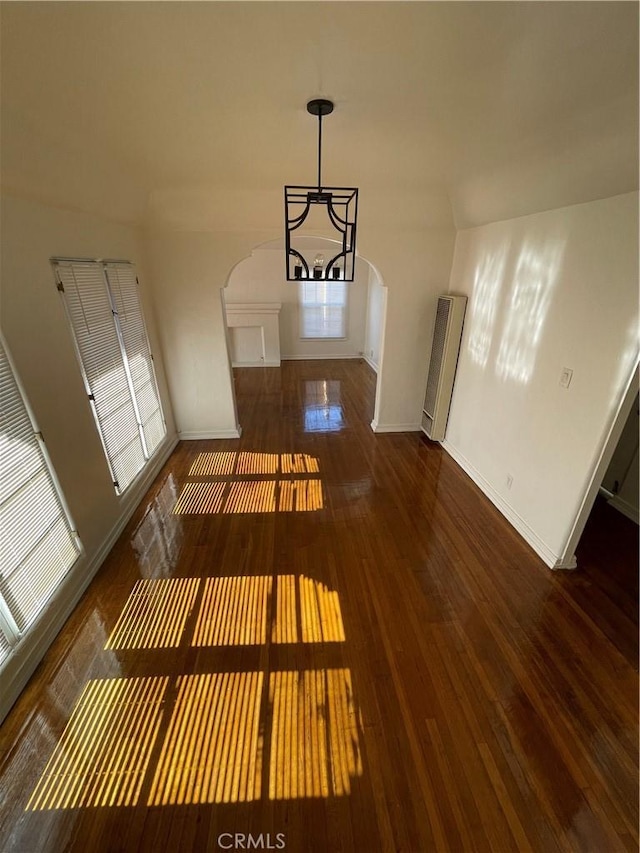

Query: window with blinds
[[0, 338, 81, 664], [54, 259, 166, 495], [299, 280, 347, 339]]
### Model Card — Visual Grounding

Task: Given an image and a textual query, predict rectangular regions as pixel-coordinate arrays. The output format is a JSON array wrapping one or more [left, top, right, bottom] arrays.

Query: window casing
[[54, 259, 166, 495], [299, 280, 347, 339], [0, 337, 81, 664]]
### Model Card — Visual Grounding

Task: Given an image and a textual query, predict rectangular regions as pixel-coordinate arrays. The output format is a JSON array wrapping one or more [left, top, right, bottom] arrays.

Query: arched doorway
[[221, 237, 387, 435]]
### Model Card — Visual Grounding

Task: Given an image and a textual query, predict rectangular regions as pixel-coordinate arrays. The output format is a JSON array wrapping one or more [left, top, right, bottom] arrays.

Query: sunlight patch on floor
[[224, 481, 277, 514], [106, 578, 200, 650], [268, 668, 362, 799], [299, 575, 345, 643], [148, 671, 264, 806], [190, 575, 345, 647], [174, 451, 325, 515], [188, 452, 320, 478], [26, 677, 168, 810], [28, 565, 357, 810], [173, 481, 226, 514], [28, 667, 362, 809], [193, 576, 272, 647]]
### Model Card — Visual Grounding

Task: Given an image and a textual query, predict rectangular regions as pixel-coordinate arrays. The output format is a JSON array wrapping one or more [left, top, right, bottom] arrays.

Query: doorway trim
[[557, 359, 639, 569], [222, 237, 387, 437]]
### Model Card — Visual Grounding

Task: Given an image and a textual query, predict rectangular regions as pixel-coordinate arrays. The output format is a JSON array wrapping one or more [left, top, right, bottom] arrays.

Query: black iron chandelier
[[285, 99, 358, 282]]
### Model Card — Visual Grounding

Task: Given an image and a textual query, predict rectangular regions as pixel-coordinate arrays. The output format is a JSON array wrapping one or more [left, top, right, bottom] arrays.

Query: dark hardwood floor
[[0, 359, 637, 852]]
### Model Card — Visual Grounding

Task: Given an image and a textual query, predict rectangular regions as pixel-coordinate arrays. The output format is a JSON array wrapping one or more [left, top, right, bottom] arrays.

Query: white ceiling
[[1, 1, 638, 228]]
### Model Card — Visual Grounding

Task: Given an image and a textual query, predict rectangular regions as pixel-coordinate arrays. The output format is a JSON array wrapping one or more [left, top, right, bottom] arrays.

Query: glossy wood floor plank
[[0, 359, 637, 852]]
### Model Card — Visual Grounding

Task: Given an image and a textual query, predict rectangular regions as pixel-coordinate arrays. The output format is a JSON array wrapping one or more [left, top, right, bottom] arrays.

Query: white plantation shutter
[[56, 260, 145, 493], [55, 259, 165, 495], [299, 280, 347, 339], [104, 263, 165, 457], [0, 339, 80, 647]]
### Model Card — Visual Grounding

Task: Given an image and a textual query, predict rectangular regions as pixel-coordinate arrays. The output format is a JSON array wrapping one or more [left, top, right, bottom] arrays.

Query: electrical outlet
[[506, 474, 513, 490]]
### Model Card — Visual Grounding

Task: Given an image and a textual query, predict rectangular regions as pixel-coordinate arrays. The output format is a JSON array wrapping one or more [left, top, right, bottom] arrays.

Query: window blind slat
[[0, 438, 43, 505], [299, 280, 347, 339], [1, 519, 78, 633], [105, 264, 165, 458], [1, 470, 66, 563]]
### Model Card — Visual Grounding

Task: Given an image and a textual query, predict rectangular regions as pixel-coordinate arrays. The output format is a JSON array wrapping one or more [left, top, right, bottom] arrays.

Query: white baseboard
[[0, 433, 180, 724], [370, 420, 421, 433], [281, 354, 362, 361], [608, 495, 639, 524], [179, 428, 242, 440], [552, 554, 578, 570], [442, 439, 572, 571], [363, 354, 379, 373], [231, 361, 280, 368]]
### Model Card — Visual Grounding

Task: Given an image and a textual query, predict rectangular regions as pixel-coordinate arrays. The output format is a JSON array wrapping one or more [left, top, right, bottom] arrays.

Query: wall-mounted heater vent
[[422, 295, 467, 441]]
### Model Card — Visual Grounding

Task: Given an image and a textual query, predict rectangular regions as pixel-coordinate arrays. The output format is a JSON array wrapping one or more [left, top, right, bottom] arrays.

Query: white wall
[[143, 183, 456, 441], [0, 192, 178, 719], [364, 265, 386, 372], [366, 228, 457, 432], [142, 229, 279, 438], [444, 192, 639, 567], [142, 221, 456, 439], [226, 245, 368, 360], [2, 107, 148, 225]]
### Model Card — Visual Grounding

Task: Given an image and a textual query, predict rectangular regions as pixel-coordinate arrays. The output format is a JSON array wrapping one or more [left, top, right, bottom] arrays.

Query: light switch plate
[[560, 368, 573, 388]]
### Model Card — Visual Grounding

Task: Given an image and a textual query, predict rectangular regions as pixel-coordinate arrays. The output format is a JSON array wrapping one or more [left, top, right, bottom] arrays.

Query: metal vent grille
[[424, 298, 451, 417], [421, 411, 433, 435]]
